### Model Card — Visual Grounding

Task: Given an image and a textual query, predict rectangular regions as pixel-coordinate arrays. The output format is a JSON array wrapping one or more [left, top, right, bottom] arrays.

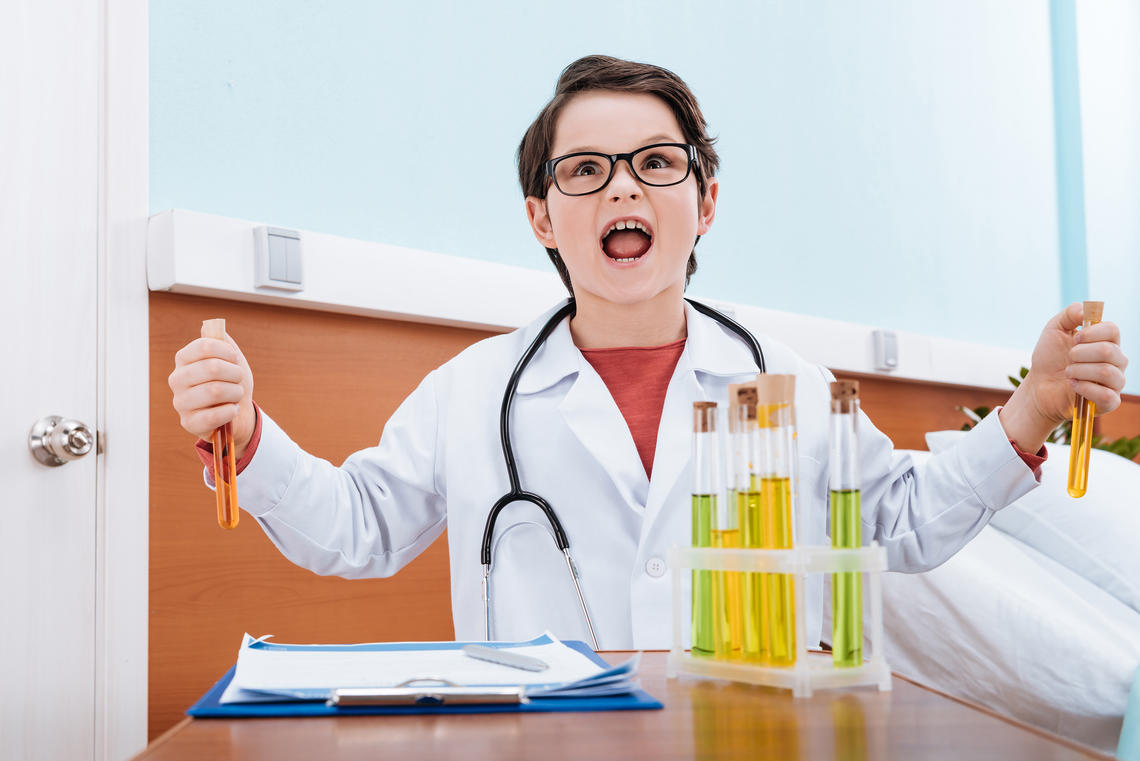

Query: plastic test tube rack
[[666, 543, 892, 698]]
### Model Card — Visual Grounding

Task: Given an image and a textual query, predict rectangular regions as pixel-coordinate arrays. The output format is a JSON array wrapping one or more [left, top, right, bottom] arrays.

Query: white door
[[1, 1, 100, 758]]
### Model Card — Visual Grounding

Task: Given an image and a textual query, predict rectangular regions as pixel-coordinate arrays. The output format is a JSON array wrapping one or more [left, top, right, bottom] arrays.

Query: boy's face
[[526, 91, 717, 311]]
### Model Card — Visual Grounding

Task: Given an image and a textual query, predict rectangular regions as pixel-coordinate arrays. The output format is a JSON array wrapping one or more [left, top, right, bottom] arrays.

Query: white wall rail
[[147, 209, 1030, 391]]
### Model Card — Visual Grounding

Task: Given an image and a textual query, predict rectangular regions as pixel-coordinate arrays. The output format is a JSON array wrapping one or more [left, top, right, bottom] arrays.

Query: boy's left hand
[[999, 302, 1128, 453]]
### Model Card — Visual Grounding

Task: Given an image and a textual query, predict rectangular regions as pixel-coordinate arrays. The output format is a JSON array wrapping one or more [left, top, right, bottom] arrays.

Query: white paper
[[220, 632, 615, 704]]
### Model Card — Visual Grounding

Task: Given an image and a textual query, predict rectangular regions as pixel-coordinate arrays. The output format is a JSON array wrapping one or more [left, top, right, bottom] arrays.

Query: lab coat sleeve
[[817, 369, 1041, 573], [226, 370, 447, 579]]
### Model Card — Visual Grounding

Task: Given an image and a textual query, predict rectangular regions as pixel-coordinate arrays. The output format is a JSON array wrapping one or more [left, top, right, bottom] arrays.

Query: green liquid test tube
[[829, 381, 863, 668], [691, 402, 719, 658]]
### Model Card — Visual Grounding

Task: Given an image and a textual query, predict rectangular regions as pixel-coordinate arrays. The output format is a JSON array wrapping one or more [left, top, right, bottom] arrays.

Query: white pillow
[[925, 429, 1140, 614]]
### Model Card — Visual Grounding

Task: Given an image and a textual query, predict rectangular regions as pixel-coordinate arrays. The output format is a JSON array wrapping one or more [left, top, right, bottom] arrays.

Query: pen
[[462, 644, 549, 672]]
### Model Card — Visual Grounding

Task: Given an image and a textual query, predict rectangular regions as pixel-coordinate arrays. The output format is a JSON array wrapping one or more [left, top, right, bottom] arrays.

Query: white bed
[[849, 437, 1140, 753]]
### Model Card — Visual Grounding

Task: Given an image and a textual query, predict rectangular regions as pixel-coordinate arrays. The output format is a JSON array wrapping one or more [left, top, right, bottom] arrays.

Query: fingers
[[1066, 360, 1126, 391], [1069, 379, 1122, 414], [1069, 336, 1129, 369], [178, 402, 242, 441], [1075, 320, 1122, 346], [173, 380, 243, 439], [169, 335, 249, 440], [174, 337, 238, 368], [170, 355, 244, 389], [1053, 302, 1084, 334]]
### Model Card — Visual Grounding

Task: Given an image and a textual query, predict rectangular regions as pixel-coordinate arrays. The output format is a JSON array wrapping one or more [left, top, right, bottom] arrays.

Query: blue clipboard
[[187, 640, 663, 717]]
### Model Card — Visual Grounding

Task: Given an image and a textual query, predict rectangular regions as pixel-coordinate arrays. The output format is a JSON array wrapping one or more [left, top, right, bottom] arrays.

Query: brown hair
[[517, 55, 720, 295]]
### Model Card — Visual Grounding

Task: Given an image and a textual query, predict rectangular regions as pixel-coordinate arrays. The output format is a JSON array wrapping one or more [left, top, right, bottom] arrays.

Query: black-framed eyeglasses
[[544, 142, 699, 197]]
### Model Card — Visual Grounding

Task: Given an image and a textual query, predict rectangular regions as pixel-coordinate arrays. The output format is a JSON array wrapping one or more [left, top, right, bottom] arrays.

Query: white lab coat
[[227, 300, 1040, 649]]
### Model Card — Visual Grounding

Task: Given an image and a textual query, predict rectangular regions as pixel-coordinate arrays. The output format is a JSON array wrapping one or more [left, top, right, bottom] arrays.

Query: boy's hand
[[168, 333, 257, 460], [1000, 303, 1128, 453]]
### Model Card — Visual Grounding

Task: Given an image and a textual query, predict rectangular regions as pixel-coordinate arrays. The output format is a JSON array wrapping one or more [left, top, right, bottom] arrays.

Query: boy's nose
[[606, 159, 642, 200]]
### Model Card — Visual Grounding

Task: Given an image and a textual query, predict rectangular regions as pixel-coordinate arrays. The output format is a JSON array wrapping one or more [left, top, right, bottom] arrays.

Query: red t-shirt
[[579, 339, 687, 478]]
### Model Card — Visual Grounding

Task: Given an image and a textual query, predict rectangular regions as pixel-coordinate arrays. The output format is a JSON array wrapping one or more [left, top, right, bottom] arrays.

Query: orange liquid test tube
[[1066, 301, 1104, 499], [202, 318, 240, 529]]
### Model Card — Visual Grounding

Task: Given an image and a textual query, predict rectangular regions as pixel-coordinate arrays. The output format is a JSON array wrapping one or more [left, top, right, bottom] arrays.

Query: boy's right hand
[[168, 333, 257, 461]]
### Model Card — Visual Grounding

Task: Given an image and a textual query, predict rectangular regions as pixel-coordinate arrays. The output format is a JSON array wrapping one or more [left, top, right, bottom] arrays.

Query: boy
[[169, 55, 1127, 648]]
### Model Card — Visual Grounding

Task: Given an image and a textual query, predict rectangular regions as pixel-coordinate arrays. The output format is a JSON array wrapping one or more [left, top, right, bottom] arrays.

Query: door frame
[[97, 0, 149, 757]]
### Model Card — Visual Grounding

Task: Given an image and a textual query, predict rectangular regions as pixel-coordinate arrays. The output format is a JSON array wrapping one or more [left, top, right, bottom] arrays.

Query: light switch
[[254, 226, 304, 291], [872, 330, 899, 372]]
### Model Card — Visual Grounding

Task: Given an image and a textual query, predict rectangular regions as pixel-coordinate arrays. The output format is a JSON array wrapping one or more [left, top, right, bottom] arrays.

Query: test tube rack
[[666, 543, 892, 698]]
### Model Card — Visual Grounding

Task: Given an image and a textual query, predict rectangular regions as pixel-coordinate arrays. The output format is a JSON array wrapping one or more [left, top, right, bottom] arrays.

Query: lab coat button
[[645, 557, 666, 578]]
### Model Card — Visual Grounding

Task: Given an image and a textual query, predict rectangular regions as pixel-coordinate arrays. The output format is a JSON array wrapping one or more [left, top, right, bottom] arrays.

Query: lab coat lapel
[[559, 362, 650, 513], [642, 352, 701, 531], [517, 307, 649, 512], [642, 301, 763, 532]]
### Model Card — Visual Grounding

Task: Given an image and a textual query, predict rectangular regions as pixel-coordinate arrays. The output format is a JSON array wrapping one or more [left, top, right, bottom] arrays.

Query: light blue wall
[[1077, 1, 1140, 395], [153, 0, 1076, 362]]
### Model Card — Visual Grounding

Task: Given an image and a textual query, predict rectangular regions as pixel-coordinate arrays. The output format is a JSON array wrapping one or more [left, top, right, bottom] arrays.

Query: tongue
[[603, 230, 651, 260]]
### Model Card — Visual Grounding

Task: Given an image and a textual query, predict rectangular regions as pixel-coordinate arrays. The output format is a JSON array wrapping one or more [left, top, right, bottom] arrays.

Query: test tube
[[754, 374, 797, 667], [1067, 301, 1104, 498], [201, 318, 240, 530], [709, 404, 741, 659], [829, 380, 863, 667], [730, 382, 766, 662], [691, 402, 718, 657]]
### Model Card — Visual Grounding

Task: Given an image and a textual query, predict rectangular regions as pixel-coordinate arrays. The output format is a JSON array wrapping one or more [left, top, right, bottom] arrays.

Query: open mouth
[[601, 219, 653, 263]]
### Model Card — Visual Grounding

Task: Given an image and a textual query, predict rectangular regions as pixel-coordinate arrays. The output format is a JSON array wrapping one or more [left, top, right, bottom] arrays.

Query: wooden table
[[136, 652, 1112, 760]]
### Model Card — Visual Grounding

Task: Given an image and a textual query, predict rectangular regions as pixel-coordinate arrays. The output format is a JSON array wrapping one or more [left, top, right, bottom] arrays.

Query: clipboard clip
[[328, 678, 530, 707]]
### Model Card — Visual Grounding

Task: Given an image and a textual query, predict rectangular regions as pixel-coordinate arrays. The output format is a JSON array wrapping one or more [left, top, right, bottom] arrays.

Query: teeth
[[605, 220, 650, 236]]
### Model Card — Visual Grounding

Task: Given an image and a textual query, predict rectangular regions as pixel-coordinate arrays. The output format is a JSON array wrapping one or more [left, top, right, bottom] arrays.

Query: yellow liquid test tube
[[1067, 301, 1104, 498], [730, 384, 766, 662], [731, 377, 798, 666], [711, 520, 742, 659], [737, 480, 767, 661], [756, 374, 798, 667], [760, 474, 796, 666], [202, 318, 240, 530]]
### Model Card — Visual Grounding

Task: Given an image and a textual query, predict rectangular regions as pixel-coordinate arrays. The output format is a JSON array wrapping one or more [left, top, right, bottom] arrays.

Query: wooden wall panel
[[149, 292, 1140, 738], [848, 371, 1139, 459], [149, 293, 494, 738]]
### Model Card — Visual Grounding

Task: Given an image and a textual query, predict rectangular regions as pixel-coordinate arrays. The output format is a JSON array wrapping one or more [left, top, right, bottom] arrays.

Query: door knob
[[29, 416, 96, 466]]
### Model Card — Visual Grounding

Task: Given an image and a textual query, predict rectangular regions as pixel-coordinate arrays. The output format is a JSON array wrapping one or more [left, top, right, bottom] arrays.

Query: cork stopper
[[1082, 301, 1104, 325], [728, 382, 758, 422], [201, 318, 226, 341], [831, 380, 859, 413], [693, 401, 717, 433], [754, 374, 795, 405]]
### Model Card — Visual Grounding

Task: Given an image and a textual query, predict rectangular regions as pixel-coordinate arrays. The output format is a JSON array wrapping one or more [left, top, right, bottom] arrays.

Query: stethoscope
[[481, 298, 766, 649]]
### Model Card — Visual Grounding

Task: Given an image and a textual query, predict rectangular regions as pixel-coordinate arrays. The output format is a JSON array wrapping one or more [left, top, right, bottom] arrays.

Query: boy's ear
[[526, 196, 557, 248], [696, 177, 719, 236]]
